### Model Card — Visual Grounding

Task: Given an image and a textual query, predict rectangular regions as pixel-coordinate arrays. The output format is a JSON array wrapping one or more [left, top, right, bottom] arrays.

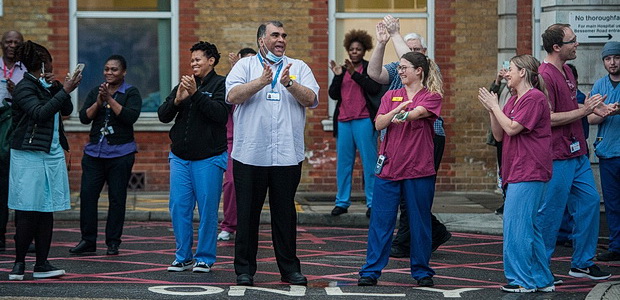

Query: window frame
[[68, 0, 179, 120], [323, 0, 434, 131]]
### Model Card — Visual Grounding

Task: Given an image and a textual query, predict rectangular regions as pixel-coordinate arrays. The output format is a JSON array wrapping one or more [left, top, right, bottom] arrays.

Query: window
[[324, 0, 433, 130], [69, 0, 179, 116]]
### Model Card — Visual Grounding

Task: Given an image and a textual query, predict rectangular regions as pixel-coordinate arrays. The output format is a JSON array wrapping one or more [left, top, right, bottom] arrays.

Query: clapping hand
[[478, 87, 499, 112], [329, 60, 343, 76]]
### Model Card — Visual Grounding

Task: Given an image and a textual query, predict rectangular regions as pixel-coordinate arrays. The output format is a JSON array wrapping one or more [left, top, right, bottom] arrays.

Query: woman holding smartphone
[[478, 54, 554, 293], [8, 40, 81, 280], [358, 51, 442, 287]]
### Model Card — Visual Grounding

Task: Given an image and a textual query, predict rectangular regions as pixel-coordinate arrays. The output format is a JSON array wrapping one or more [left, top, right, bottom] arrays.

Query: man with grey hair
[[226, 20, 319, 286], [367, 16, 451, 258]]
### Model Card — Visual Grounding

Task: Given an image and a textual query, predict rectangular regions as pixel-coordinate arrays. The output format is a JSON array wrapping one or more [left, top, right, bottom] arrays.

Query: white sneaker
[[217, 231, 232, 241], [193, 261, 211, 273]]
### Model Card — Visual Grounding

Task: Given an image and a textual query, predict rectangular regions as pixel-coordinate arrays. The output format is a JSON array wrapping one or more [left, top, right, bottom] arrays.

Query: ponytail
[[425, 57, 443, 96]]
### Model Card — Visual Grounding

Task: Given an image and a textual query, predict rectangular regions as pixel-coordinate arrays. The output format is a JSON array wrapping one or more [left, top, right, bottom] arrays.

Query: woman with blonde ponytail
[[358, 52, 442, 287], [478, 54, 554, 293]]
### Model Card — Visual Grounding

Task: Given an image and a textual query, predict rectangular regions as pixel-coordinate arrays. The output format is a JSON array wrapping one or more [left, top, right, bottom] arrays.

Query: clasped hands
[[174, 75, 198, 105]]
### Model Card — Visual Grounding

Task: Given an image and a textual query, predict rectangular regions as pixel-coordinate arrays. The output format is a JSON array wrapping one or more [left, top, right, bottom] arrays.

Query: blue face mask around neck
[[261, 39, 284, 64], [39, 77, 52, 89]]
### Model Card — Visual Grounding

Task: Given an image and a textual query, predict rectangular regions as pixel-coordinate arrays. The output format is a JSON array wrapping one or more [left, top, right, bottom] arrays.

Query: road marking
[[414, 287, 483, 298], [148, 285, 224, 295], [228, 285, 306, 296], [325, 287, 405, 297]]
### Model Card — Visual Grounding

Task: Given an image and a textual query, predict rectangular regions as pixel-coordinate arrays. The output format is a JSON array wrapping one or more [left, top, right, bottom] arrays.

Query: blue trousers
[[600, 157, 620, 253], [360, 176, 435, 280], [335, 118, 377, 208], [168, 152, 227, 265], [536, 155, 600, 269], [503, 182, 553, 289]]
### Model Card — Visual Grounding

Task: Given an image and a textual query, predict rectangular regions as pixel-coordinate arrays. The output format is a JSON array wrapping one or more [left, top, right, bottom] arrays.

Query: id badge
[[266, 92, 280, 101], [570, 141, 580, 153], [375, 154, 386, 175]]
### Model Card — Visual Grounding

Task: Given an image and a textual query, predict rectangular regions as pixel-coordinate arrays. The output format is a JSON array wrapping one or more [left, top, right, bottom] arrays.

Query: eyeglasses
[[397, 65, 414, 72], [558, 37, 577, 45], [409, 47, 424, 53]]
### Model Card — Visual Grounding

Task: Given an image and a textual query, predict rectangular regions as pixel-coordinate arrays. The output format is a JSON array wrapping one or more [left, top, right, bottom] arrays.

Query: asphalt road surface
[[0, 221, 617, 299]]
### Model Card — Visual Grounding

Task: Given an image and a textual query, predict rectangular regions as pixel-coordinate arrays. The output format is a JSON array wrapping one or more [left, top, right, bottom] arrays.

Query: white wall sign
[[569, 11, 620, 44]]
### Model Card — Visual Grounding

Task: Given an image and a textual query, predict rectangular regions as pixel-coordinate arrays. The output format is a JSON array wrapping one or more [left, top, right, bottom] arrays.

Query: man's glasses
[[409, 47, 424, 53], [558, 37, 577, 45]]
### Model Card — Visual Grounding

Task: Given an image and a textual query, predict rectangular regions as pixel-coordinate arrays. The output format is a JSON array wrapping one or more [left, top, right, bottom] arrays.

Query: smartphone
[[502, 60, 510, 70], [72, 63, 85, 79]]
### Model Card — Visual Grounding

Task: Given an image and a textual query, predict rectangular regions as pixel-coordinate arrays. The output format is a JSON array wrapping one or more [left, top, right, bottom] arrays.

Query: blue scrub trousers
[[536, 155, 600, 269], [503, 181, 553, 289], [168, 152, 227, 265], [335, 118, 378, 208], [360, 176, 435, 280], [600, 157, 620, 253]]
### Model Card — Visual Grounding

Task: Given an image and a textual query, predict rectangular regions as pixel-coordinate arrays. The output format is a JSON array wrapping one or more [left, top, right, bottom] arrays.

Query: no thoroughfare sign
[[569, 11, 620, 44]]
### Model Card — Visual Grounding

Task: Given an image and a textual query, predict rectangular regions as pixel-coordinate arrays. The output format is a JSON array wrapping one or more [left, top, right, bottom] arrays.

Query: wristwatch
[[285, 80, 294, 88]]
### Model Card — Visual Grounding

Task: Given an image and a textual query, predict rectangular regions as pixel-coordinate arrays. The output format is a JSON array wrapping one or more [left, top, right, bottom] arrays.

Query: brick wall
[[3, 0, 505, 193], [435, 0, 500, 191], [517, 0, 533, 55]]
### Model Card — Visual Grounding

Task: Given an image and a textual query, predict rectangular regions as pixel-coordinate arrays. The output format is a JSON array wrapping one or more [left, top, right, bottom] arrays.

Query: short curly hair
[[343, 29, 373, 52], [190, 41, 221, 67]]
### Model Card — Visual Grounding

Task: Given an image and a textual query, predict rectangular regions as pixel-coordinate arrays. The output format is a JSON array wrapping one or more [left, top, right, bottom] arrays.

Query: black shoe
[[366, 208, 371, 218], [390, 246, 409, 258], [358, 276, 377, 286], [9, 262, 25, 281], [27, 242, 36, 253], [432, 231, 452, 252], [106, 244, 119, 255], [597, 250, 620, 262], [331, 206, 348, 216], [33, 261, 65, 279], [281, 272, 307, 285], [417, 276, 434, 287], [495, 204, 504, 215], [569, 264, 611, 280], [69, 240, 96, 254], [553, 275, 563, 285], [237, 274, 254, 286]]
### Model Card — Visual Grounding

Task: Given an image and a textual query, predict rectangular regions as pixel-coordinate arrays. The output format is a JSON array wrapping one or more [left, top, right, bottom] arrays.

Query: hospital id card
[[266, 92, 280, 101], [570, 141, 580, 153]]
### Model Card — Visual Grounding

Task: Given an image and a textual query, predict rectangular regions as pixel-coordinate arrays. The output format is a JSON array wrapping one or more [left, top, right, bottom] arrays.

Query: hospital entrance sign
[[569, 11, 620, 44]]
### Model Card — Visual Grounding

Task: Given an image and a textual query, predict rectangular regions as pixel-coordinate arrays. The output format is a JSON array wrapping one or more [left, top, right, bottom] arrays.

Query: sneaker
[[192, 261, 211, 273], [167, 260, 193, 272], [553, 275, 563, 285], [33, 261, 65, 279], [432, 231, 452, 252], [9, 262, 25, 281], [537, 285, 555, 292], [569, 265, 611, 280], [417, 277, 434, 287], [500, 284, 535, 293], [597, 250, 620, 262], [217, 231, 232, 241]]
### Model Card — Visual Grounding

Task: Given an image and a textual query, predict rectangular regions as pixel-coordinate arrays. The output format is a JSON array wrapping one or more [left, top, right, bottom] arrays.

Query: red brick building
[[1, 0, 615, 195]]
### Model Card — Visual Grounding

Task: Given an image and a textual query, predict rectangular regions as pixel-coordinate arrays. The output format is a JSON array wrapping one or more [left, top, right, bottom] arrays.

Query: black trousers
[[0, 156, 8, 244], [79, 153, 135, 247], [233, 160, 302, 276], [392, 134, 447, 249]]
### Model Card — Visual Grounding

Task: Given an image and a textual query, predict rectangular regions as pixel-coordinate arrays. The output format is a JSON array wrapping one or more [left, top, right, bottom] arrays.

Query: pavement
[[1, 190, 619, 299]]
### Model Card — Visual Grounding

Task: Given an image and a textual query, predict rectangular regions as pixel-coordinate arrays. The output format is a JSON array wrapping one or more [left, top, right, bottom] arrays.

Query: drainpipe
[[533, 0, 542, 59]]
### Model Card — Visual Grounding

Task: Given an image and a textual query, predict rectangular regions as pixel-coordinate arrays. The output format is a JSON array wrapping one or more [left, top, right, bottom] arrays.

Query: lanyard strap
[[257, 54, 284, 90], [3, 64, 15, 80]]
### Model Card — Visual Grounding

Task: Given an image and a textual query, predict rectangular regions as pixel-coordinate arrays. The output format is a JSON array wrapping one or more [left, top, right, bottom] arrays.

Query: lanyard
[[257, 54, 284, 91], [3, 64, 15, 80]]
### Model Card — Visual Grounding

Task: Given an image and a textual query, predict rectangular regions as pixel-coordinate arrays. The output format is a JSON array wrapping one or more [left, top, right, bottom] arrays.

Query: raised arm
[[368, 22, 391, 85]]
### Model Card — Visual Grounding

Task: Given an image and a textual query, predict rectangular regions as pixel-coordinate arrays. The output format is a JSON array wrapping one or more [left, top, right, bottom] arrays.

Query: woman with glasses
[[478, 55, 554, 293], [358, 51, 442, 287], [328, 29, 381, 218]]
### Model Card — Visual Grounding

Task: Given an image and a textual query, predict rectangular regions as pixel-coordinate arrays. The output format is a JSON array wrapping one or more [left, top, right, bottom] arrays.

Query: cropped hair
[[15, 40, 51, 74], [510, 54, 548, 99], [106, 54, 127, 70], [256, 21, 284, 46], [542, 24, 570, 54], [401, 52, 443, 96], [190, 41, 221, 67], [238, 48, 257, 58], [403, 32, 427, 49], [343, 29, 373, 52]]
